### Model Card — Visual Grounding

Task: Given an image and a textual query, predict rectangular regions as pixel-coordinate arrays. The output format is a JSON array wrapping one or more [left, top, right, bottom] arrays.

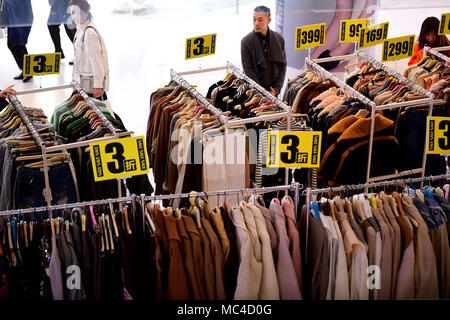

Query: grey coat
[[241, 29, 287, 94]]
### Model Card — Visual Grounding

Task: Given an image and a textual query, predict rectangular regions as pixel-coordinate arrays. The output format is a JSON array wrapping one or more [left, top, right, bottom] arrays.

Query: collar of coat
[[328, 113, 393, 142], [251, 28, 285, 64]]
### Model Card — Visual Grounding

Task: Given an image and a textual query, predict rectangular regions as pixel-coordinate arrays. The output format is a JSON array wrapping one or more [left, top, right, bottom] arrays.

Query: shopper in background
[[408, 16, 450, 66], [48, 0, 76, 61], [241, 6, 286, 96], [69, 0, 109, 100], [5, 0, 34, 82], [0, 85, 16, 111]]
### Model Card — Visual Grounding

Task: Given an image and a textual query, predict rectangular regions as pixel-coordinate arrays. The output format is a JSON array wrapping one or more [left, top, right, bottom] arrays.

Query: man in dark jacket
[[48, 0, 76, 60], [5, 0, 33, 82], [241, 6, 286, 96]]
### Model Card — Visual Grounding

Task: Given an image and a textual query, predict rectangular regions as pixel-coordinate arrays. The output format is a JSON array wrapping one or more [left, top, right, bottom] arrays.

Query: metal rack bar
[[424, 45, 450, 65], [15, 84, 73, 96], [170, 69, 228, 124], [177, 65, 228, 77], [0, 183, 301, 217]]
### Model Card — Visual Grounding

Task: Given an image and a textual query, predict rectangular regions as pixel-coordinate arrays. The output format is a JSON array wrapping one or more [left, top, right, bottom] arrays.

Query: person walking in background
[[69, 0, 109, 100], [5, 0, 34, 82], [241, 5, 286, 97], [48, 0, 76, 62], [408, 16, 450, 66]]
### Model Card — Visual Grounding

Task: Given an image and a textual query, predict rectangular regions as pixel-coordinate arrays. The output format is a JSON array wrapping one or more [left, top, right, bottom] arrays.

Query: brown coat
[[163, 215, 190, 299], [198, 224, 216, 300], [202, 218, 226, 300], [182, 215, 206, 299], [176, 217, 204, 300]]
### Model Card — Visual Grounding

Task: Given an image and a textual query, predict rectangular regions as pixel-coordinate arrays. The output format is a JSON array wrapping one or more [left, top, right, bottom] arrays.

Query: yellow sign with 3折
[[340, 18, 372, 43], [23, 53, 62, 76], [185, 33, 217, 60], [89, 136, 149, 182], [439, 13, 450, 35], [382, 35, 415, 62], [427, 117, 450, 155], [358, 22, 389, 49], [267, 131, 322, 168], [295, 23, 326, 50]]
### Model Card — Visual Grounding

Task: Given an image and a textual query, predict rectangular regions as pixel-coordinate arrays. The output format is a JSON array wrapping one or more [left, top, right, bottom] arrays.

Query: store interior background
[[0, 0, 448, 149]]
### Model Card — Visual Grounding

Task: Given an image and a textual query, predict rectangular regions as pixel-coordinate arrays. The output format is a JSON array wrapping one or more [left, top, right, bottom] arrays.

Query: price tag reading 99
[[295, 23, 326, 50], [358, 22, 389, 49], [382, 35, 415, 62], [439, 13, 450, 35], [340, 18, 372, 43]]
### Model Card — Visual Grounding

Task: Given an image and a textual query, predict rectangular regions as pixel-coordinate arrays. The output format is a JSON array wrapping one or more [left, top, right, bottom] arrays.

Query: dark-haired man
[[241, 6, 286, 96]]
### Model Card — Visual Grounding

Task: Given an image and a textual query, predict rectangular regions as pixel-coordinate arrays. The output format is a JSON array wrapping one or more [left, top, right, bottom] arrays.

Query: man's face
[[253, 13, 271, 34]]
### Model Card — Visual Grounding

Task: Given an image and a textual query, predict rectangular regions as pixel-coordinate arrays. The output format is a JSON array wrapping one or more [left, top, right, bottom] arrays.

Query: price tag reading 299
[[267, 131, 322, 168], [89, 136, 149, 182], [185, 33, 217, 60], [382, 35, 415, 62], [295, 23, 326, 50], [358, 22, 389, 49]]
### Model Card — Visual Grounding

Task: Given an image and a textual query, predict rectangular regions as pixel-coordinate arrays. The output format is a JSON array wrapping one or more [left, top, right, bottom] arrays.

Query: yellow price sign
[[427, 117, 450, 155], [185, 33, 217, 60], [295, 23, 326, 50], [439, 13, 450, 35], [23, 53, 62, 76], [382, 35, 415, 62], [267, 131, 322, 168], [340, 18, 372, 43], [358, 22, 389, 49], [89, 136, 149, 182]]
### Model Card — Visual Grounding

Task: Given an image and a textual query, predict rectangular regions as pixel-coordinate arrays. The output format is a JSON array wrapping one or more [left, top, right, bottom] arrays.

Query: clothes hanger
[[123, 206, 132, 234]]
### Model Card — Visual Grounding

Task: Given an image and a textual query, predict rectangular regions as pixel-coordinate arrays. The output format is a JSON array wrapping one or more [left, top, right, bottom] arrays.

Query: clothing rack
[[303, 173, 450, 264], [170, 69, 228, 124], [0, 183, 301, 217], [5, 82, 124, 216], [424, 45, 450, 65], [310, 51, 435, 186]]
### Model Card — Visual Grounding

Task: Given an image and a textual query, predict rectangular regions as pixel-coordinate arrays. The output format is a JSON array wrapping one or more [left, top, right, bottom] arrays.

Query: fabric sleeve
[[86, 29, 106, 89], [241, 38, 261, 85]]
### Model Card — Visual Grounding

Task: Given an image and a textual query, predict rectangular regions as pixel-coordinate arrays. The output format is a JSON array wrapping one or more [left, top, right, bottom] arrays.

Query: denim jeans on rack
[[13, 162, 78, 209]]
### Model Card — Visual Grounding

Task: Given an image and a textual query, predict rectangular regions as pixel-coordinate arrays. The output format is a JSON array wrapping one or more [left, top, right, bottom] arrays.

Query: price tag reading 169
[[295, 23, 326, 50], [358, 22, 389, 49], [267, 131, 322, 168], [382, 35, 415, 62]]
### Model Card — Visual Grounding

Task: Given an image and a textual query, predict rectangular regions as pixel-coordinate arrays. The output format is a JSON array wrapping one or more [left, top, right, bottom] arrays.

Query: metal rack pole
[[0, 183, 301, 217], [424, 45, 450, 65]]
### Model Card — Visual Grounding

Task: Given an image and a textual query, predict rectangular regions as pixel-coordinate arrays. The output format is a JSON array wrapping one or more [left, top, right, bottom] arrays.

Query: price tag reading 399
[[439, 13, 450, 35], [295, 23, 326, 50], [427, 116, 450, 155], [185, 33, 217, 60], [267, 131, 322, 168], [340, 18, 372, 43], [358, 22, 389, 49], [23, 53, 61, 76], [382, 35, 415, 62], [90, 136, 149, 182]]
